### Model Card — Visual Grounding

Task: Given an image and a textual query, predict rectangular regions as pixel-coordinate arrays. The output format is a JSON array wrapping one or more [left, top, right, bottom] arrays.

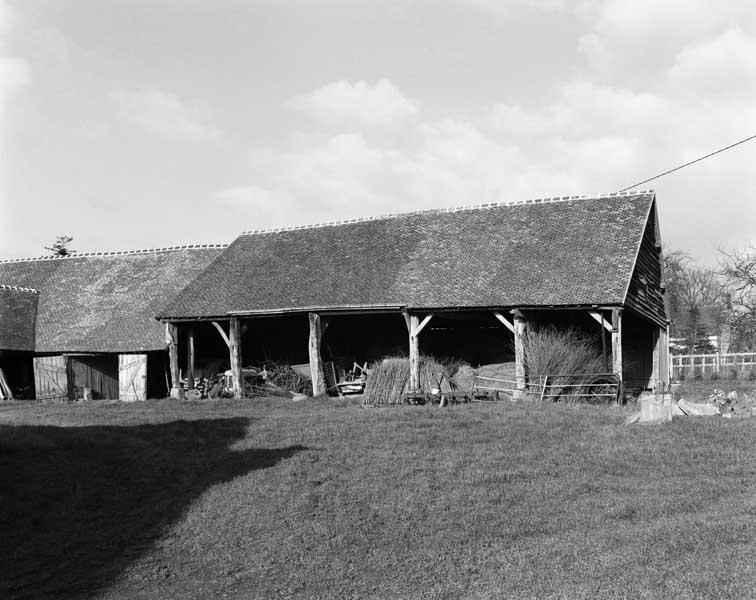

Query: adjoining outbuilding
[[157, 190, 670, 401], [0, 245, 225, 400]]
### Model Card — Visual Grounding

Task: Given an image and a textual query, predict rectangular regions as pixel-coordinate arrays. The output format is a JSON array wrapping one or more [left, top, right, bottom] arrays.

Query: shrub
[[522, 327, 606, 402]]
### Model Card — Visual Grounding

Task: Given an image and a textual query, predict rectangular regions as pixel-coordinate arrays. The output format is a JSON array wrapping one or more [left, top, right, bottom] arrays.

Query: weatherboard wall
[[624, 205, 667, 328]]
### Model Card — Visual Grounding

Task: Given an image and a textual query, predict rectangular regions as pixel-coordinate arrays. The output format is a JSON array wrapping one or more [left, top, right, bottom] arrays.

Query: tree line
[[666, 245, 756, 353]]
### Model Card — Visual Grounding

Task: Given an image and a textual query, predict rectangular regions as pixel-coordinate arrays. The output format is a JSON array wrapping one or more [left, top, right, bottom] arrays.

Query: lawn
[[2, 397, 756, 599]]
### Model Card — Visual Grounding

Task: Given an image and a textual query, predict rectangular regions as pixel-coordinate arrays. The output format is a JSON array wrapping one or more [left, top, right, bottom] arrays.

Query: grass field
[[2, 397, 756, 599]]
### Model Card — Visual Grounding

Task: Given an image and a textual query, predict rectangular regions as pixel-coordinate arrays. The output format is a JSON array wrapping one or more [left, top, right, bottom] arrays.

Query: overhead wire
[[617, 132, 756, 193]]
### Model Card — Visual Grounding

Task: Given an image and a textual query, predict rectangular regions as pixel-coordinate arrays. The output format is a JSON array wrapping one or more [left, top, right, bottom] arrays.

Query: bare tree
[[44, 235, 76, 257], [664, 248, 730, 352], [719, 245, 756, 351]]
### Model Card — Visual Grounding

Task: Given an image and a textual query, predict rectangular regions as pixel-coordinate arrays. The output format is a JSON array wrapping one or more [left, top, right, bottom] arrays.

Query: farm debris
[[626, 389, 756, 424], [677, 399, 720, 417], [185, 362, 313, 400], [339, 362, 369, 395], [708, 389, 756, 418]]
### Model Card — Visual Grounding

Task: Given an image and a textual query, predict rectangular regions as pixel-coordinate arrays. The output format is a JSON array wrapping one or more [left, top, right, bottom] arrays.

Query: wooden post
[[511, 309, 527, 393], [611, 308, 623, 382], [229, 317, 243, 400], [309, 312, 326, 396], [659, 324, 670, 389], [651, 327, 660, 391], [186, 327, 195, 390], [409, 314, 420, 391], [165, 322, 183, 400]]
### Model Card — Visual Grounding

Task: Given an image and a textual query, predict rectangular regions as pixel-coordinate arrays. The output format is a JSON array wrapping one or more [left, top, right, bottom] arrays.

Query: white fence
[[671, 352, 756, 380]]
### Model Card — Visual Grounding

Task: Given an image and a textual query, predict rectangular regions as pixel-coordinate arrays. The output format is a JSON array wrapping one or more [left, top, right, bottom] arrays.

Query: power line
[[618, 132, 756, 193]]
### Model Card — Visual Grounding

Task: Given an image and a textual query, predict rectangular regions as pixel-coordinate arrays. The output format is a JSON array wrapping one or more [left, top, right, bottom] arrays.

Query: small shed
[[0, 245, 225, 400]]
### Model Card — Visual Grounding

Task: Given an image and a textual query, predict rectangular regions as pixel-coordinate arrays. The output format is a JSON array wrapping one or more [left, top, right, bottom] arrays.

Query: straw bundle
[[362, 356, 453, 406]]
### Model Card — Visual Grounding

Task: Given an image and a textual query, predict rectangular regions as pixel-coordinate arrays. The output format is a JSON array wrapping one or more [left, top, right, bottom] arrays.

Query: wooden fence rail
[[671, 351, 756, 379]]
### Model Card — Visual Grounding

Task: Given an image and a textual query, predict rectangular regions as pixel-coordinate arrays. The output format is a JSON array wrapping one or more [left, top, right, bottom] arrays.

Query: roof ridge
[[0, 243, 229, 264], [0, 284, 40, 294], [240, 189, 655, 236]]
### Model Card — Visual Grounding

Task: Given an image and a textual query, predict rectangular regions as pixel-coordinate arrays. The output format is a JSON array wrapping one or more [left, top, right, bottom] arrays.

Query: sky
[[1, 0, 755, 263]]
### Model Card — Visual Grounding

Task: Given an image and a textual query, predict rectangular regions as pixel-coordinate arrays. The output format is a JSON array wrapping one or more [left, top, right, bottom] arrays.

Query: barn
[[0, 245, 225, 400], [157, 191, 670, 400]]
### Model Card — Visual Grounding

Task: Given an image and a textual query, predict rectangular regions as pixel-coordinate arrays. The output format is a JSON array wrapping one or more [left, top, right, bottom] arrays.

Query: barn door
[[33, 355, 69, 401], [119, 354, 147, 401]]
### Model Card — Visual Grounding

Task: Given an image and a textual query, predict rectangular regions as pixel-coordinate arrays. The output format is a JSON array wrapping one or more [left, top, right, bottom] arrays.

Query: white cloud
[[286, 78, 418, 128], [218, 3, 756, 260], [667, 28, 756, 97], [0, 1, 30, 115], [579, 0, 755, 42], [576, 1, 756, 86], [109, 88, 221, 141], [0, 1, 31, 207], [0, 56, 29, 103], [222, 63, 756, 259]]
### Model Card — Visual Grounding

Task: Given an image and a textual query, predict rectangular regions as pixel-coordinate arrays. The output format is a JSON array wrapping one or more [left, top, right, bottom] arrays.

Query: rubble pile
[[707, 389, 756, 419], [626, 389, 756, 424]]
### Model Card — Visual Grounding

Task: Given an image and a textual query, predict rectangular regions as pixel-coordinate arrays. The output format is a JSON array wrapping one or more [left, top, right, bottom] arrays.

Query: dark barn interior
[[0, 351, 35, 399]]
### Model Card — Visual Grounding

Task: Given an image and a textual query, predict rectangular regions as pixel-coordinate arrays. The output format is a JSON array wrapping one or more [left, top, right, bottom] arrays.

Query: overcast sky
[[1, 0, 755, 263]]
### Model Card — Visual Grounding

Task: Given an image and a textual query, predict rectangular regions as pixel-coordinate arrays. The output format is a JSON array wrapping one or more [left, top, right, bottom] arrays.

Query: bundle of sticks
[[362, 357, 452, 405]]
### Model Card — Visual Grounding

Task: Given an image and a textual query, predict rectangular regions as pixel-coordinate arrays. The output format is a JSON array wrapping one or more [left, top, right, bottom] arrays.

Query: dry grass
[[362, 356, 451, 405], [3, 398, 756, 599], [523, 327, 606, 401]]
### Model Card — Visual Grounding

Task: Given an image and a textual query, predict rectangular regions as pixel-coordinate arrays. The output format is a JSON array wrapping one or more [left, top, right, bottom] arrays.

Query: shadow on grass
[[0, 417, 305, 599]]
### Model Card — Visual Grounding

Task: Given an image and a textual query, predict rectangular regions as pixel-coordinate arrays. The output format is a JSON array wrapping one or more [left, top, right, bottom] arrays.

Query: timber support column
[[229, 317, 243, 400], [511, 309, 527, 393], [309, 312, 326, 396], [186, 326, 195, 390], [611, 308, 623, 387], [653, 323, 670, 391], [165, 322, 184, 400], [409, 314, 420, 391], [404, 312, 434, 392]]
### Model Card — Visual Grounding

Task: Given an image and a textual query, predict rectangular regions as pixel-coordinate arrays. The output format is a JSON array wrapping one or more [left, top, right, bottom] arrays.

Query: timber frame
[[160, 300, 671, 401]]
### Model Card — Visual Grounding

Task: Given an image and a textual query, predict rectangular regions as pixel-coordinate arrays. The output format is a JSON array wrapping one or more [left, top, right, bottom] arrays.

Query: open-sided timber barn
[[157, 191, 670, 400], [0, 246, 225, 400], [0, 191, 669, 402]]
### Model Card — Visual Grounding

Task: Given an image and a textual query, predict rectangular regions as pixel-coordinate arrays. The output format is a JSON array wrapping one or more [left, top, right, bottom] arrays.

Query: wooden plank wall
[[68, 355, 119, 400], [625, 208, 667, 328], [118, 354, 147, 401], [33, 355, 69, 401]]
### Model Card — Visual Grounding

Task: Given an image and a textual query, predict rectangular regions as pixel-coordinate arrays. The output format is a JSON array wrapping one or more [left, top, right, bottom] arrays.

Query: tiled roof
[[0, 286, 39, 351], [0, 246, 225, 353], [159, 192, 656, 319]]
